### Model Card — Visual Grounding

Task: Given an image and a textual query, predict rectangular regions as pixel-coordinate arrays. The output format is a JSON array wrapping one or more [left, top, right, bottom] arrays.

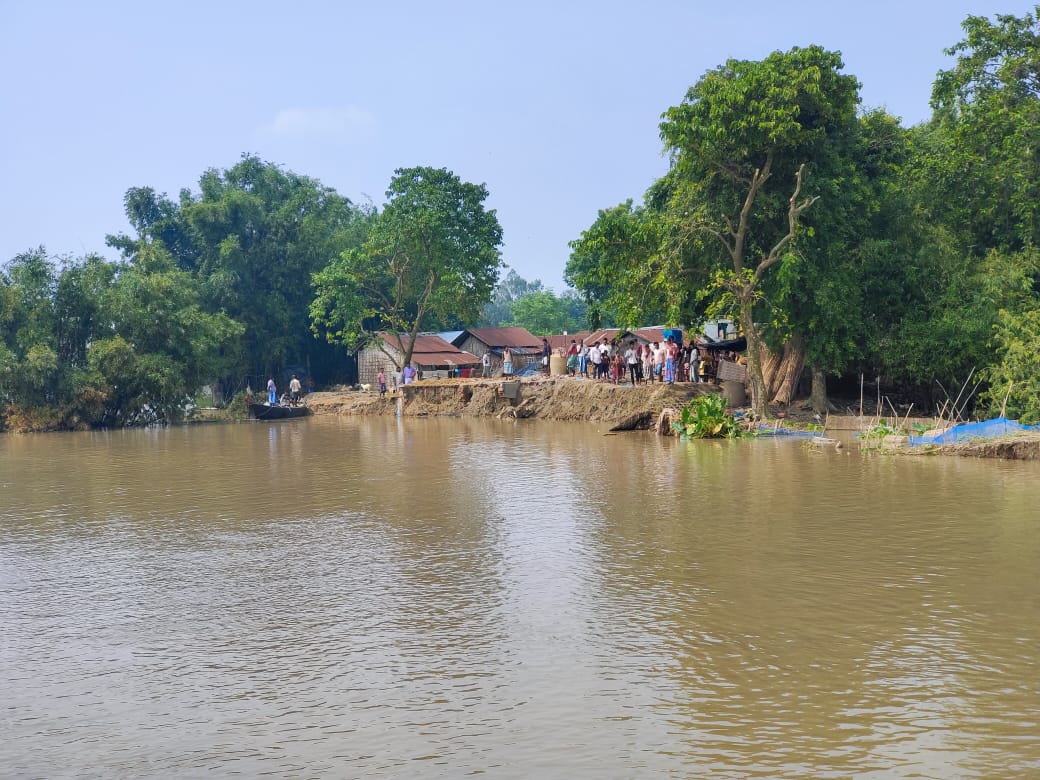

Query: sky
[[0, 0, 1023, 290]]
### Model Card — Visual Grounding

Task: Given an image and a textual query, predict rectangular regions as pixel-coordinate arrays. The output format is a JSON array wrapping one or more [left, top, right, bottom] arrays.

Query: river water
[[2, 417, 1038, 778]]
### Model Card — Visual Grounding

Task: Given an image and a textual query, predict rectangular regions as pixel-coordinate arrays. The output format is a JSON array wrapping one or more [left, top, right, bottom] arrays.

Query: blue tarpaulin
[[908, 417, 1040, 445], [755, 425, 818, 438]]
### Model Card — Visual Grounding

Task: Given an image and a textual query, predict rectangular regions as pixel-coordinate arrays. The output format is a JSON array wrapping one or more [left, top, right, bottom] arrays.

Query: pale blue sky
[[1, 1, 1019, 288]]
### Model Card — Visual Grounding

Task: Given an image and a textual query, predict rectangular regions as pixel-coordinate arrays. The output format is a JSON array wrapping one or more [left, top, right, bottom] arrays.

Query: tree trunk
[[760, 343, 784, 400], [809, 366, 834, 414], [769, 334, 806, 406], [738, 303, 769, 419]]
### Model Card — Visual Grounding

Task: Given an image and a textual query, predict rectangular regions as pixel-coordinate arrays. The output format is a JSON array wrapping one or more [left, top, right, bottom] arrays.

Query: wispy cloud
[[260, 106, 377, 141]]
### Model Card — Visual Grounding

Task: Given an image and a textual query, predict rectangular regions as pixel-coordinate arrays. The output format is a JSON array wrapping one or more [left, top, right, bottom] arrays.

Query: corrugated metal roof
[[375, 332, 482, 364], [585, 328, 621, 344], [376, 332, 456, 353], [465, 326, 542, 349], [437, 330, 466, 346], [632, 327, 668, 343], [547, 332, 591, 351], [414, 350, 481, 366], [586, 327, 675, 345]]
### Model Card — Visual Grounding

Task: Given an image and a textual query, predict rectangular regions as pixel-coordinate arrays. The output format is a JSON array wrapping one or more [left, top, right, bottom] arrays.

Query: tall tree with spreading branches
[[659, 45, 861, 418], [311, 166, 503, 368]]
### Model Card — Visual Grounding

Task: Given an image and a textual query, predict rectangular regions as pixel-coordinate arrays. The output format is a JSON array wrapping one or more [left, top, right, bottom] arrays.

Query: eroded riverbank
[[305, 376, 1040, 459], [306, 375, 707, 427]]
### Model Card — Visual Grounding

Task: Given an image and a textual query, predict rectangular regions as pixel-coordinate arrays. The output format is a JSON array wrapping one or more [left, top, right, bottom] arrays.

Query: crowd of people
[[557, 336, 741, 385]]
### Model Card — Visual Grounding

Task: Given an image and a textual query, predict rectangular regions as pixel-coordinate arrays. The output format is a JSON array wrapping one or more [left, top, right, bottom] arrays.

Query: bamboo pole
[[1000, 381, 1014, 419], [949, 366, 976, 424]]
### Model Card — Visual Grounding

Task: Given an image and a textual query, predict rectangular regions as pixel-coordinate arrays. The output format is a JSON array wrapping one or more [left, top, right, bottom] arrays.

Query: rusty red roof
[[547, 332, 591, 352], [585, 328, 621, 344], [413, 350, 481, 366], [586, 327, 673, 345], [464, 326, 542, 349], [632, 327, 668, 343], [375, 332, 480, 364]]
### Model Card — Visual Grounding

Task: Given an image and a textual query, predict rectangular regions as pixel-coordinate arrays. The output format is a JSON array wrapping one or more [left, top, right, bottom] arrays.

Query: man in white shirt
[[588, 341, 602, 378], [623, 341, 638, 386]]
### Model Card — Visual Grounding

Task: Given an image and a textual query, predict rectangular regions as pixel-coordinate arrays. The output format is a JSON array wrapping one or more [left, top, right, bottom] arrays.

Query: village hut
[[356, 332, 481, 386], [454, 327, 543, 376]]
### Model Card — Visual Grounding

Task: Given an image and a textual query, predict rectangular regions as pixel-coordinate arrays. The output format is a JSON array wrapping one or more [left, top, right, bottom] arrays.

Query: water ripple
[[2, 420, 1039, 777]]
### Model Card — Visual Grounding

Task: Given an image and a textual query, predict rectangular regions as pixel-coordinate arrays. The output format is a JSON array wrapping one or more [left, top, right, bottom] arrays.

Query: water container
[[722, 380, 747, 407]]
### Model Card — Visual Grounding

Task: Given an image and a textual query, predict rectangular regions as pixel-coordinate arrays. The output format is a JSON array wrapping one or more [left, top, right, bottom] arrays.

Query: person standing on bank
[[541, 337, 552, 375], [482, 351, 491, 378], [624, 341, 639, 386], [378, 368, 387, 397], [578, 339, 589, 377], [502, 347, 513, 377]]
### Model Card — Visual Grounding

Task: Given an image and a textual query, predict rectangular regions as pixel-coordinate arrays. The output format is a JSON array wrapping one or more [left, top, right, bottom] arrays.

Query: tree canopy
[[109, 154, 369, 385], [657, 46, 861, 416], [311, 166, 503, 367]]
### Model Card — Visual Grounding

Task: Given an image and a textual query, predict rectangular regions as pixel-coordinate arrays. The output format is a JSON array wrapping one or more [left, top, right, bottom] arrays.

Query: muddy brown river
[[2, 417, 1038, 778]]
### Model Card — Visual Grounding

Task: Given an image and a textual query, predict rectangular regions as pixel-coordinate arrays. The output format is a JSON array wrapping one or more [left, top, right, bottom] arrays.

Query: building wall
[[457, 336, 499, 374], [357, 344, 403, 387], [457, 335, 538, 375]]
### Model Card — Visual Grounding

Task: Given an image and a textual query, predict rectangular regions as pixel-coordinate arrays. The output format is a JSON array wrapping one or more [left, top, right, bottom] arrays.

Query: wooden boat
[[248, 402, 312, 420]]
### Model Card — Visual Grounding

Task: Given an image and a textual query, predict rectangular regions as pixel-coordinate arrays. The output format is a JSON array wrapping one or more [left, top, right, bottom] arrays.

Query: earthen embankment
[[306, 376, 704, 428]]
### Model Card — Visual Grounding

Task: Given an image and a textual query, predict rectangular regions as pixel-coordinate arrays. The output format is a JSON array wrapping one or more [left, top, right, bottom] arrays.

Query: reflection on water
[[2, 418, 1039, 778]]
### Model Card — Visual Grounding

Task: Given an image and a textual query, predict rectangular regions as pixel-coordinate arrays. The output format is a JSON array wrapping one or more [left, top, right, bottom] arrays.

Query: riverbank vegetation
[[3, 7, 1039, 430], [672, 394, 744, 439], [567, 8, 1040, 422]]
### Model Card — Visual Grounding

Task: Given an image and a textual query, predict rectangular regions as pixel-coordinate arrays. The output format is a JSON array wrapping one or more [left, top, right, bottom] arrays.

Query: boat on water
[[248, 402, 312, 420]]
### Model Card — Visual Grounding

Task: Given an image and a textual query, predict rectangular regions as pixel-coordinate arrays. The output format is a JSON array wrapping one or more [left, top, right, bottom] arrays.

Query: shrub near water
[[672, 394, 742, 439]]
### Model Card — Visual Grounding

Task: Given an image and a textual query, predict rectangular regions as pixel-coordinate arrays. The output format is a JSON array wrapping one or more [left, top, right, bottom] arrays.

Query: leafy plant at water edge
[[672, 393, 742, 439], [859, 420, 897, 451]]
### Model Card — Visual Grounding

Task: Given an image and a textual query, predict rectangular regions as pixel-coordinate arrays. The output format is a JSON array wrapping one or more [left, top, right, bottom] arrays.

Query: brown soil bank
[[907, 433, 1040, 460], [306, 376, 707, 429]]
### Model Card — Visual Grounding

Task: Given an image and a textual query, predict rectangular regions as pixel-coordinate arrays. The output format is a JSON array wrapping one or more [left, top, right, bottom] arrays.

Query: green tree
[[507, 289, 585, 335], [981, 262, 1040, 423], [930, 5, 1040, 253], [765, 109, 914, 411], [659, 46, 861, 417], [84, 245, 243, 425], [311, 166, 503, 368], [479, 268, 545, 327], [1, 249, 117, 428], [109, 155, 369, 386], [0, 248, 60, 410], [888, 8, 1040, 413], [565, 200, 673, 329]]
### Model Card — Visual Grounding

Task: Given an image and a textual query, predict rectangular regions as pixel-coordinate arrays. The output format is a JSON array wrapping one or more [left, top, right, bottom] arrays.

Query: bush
[[672, 393, 743, 438]]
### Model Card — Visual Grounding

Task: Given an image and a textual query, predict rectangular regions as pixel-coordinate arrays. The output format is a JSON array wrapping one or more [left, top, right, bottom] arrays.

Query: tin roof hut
[[455, 327, 543, 375], [357, 332, 481, 386]]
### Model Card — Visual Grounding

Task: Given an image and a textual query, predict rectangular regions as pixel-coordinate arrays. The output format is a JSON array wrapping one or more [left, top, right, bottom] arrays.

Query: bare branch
[[732, 151, 774, 274], [753, 163, 818, 284], [703, 225, 734, 255], [722, 215, 736, 239]]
